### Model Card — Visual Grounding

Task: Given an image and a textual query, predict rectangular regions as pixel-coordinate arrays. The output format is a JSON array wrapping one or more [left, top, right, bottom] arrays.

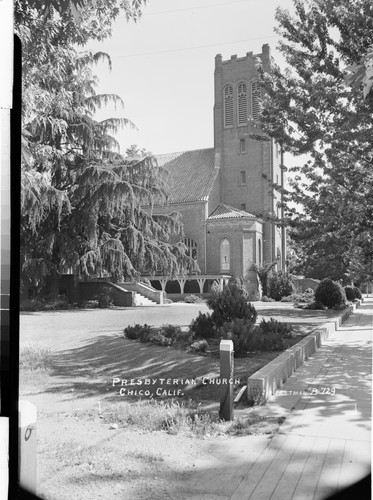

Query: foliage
[[267, 271, 295, 301], [220, 318, 287, 356], [123, 323, 190, 347], [315, 279, 347, 309], [20, 298, 45, 311], [190, 340, 208, 353], [184, 294, 203, 303], [257, 0, 373, 283], [103, 399, 284, 437], [123, 323, 151, 340], [228, 276, 248, 296], [20, 344, 54, 371], [140, 278, 154, 288], [302, 301, 328, 310], [159, 324, 182, 341], [97, 289, 114, 308], [20, 294, 70, 311], [354, 286, 363, 300], [261, 296, 275, 302], [189, 312, 216, 339], [344, 286, 356, 301], [345, 46, 373, 102], [206, 284, 257, 327], [259, 318, 293, 337], [249, 262, 277, 297], [281, 288, 314, 303], [16, 0, 196, 291], [220, 319, 258, 357], [147, 331, 173, 347], [79, 299, 99, 309]]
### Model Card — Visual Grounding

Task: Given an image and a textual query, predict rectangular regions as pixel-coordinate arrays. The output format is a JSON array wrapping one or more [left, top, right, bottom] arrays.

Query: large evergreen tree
[[257, 0, 373, 283], [16, 0, 195, 291]]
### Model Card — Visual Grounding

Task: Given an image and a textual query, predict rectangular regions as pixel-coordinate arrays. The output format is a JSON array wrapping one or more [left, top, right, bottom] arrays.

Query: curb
[[244, 301, 360, 406]]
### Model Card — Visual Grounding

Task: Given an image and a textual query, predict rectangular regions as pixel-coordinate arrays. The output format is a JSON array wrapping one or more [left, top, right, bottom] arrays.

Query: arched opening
[[237, 82, 248, 125], [220, 238, 231, 272], [224, 85, 233, 127]]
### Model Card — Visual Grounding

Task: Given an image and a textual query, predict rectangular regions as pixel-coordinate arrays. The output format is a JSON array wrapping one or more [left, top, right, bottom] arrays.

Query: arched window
[[220, 238, 231, 272], [251, 81, 261, 120], [183, 237, 198, 261], [237, 82, 248, 125], [258, 239, 262, 266], [224, 85, 233, 127]]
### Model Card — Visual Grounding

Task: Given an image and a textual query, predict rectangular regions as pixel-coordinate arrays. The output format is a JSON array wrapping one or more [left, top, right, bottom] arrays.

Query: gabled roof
[[155, 148, 218, 203], [208, 203, 257, 220]]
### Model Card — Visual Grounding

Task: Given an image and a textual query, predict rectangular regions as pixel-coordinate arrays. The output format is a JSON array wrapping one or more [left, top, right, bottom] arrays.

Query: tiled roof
[[155, 148, 217, 203], [208, 203, 256, 220]]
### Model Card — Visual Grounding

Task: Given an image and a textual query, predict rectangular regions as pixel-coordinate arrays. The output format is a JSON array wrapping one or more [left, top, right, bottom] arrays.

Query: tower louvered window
[[251, 81, 261, 120], [224, 85, 233, 127], [237, 82, 248, 125]]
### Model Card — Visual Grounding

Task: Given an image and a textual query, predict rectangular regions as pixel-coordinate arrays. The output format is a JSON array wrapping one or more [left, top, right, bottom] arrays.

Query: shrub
[[206, 284, 257, 327], [148, 331, 173, 347], [303, 301, 328, 310], [261, 295, 275, 302], [220, 318, 287, 355], [184, 294, 203, 303], [249, 291, 260, 301], [124, 323, 152, 341], [344, 286, 356, 301], [228, 276, 248, 296], [190, 339, 208, 353], [20, 298, 44, 311], [267, 271, 295, 301], [159, 324, 182, 343], [281, 289, 314, 303], [280, 295, 294, 302], [354, 287, 362, 300], [189, 312, 216, 339], [260, 331, 285, 351], [97, 289, 114, 308], [259, 318, 293, 338], [220, 319, 258, 356], [315, 279, 346, 308], [80, 299, 99, 309]]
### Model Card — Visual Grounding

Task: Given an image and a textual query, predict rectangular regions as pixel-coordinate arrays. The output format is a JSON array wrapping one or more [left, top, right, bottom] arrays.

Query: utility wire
[[120, 0, 252, 18], [111, 35, 278, 58]]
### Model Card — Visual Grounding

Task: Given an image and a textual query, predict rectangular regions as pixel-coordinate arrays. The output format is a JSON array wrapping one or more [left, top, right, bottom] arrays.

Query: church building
[[150, 45, 286, 293]]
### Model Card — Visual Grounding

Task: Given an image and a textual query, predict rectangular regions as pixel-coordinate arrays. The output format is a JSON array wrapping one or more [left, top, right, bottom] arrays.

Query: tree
[[257, 0, 373, 283], [17, 0, 196, 292]]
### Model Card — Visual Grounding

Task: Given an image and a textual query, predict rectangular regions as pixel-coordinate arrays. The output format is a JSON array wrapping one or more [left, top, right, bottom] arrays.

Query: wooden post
[[219, 339, 234, 421], [19, 401, 37, 494]]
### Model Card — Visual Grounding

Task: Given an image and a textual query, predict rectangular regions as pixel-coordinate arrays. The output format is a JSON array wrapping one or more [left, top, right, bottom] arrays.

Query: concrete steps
[[133, 292, 156, 306]]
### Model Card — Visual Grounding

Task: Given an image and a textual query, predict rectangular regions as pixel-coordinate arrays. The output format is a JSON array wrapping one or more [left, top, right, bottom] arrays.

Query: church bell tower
[[213, 44, 285, 268]]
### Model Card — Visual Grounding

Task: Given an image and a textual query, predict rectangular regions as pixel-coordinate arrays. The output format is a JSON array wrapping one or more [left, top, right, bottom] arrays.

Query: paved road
[[167, 298, 372, 499]]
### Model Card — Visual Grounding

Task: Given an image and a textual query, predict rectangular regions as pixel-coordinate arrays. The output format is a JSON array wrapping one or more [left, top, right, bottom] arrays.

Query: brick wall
[[206, 218, 262, 276], [152, 201, 208, 273]]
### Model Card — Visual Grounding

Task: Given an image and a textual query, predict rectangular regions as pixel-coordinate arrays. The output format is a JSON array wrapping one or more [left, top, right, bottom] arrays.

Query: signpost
[[219, 339, 234, 421]]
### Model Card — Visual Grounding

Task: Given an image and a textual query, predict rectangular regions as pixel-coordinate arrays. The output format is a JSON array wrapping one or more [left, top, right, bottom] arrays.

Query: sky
[[87, 0, 297, 156]]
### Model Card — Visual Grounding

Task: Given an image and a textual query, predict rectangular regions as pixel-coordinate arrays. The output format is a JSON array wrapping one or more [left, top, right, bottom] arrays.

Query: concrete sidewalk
[[169, 298, 372, 499]]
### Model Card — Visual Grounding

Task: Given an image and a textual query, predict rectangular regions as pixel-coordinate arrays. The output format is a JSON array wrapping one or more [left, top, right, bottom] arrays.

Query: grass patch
[[101, 400, 286, 438], [20, 343, 54, 371]]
